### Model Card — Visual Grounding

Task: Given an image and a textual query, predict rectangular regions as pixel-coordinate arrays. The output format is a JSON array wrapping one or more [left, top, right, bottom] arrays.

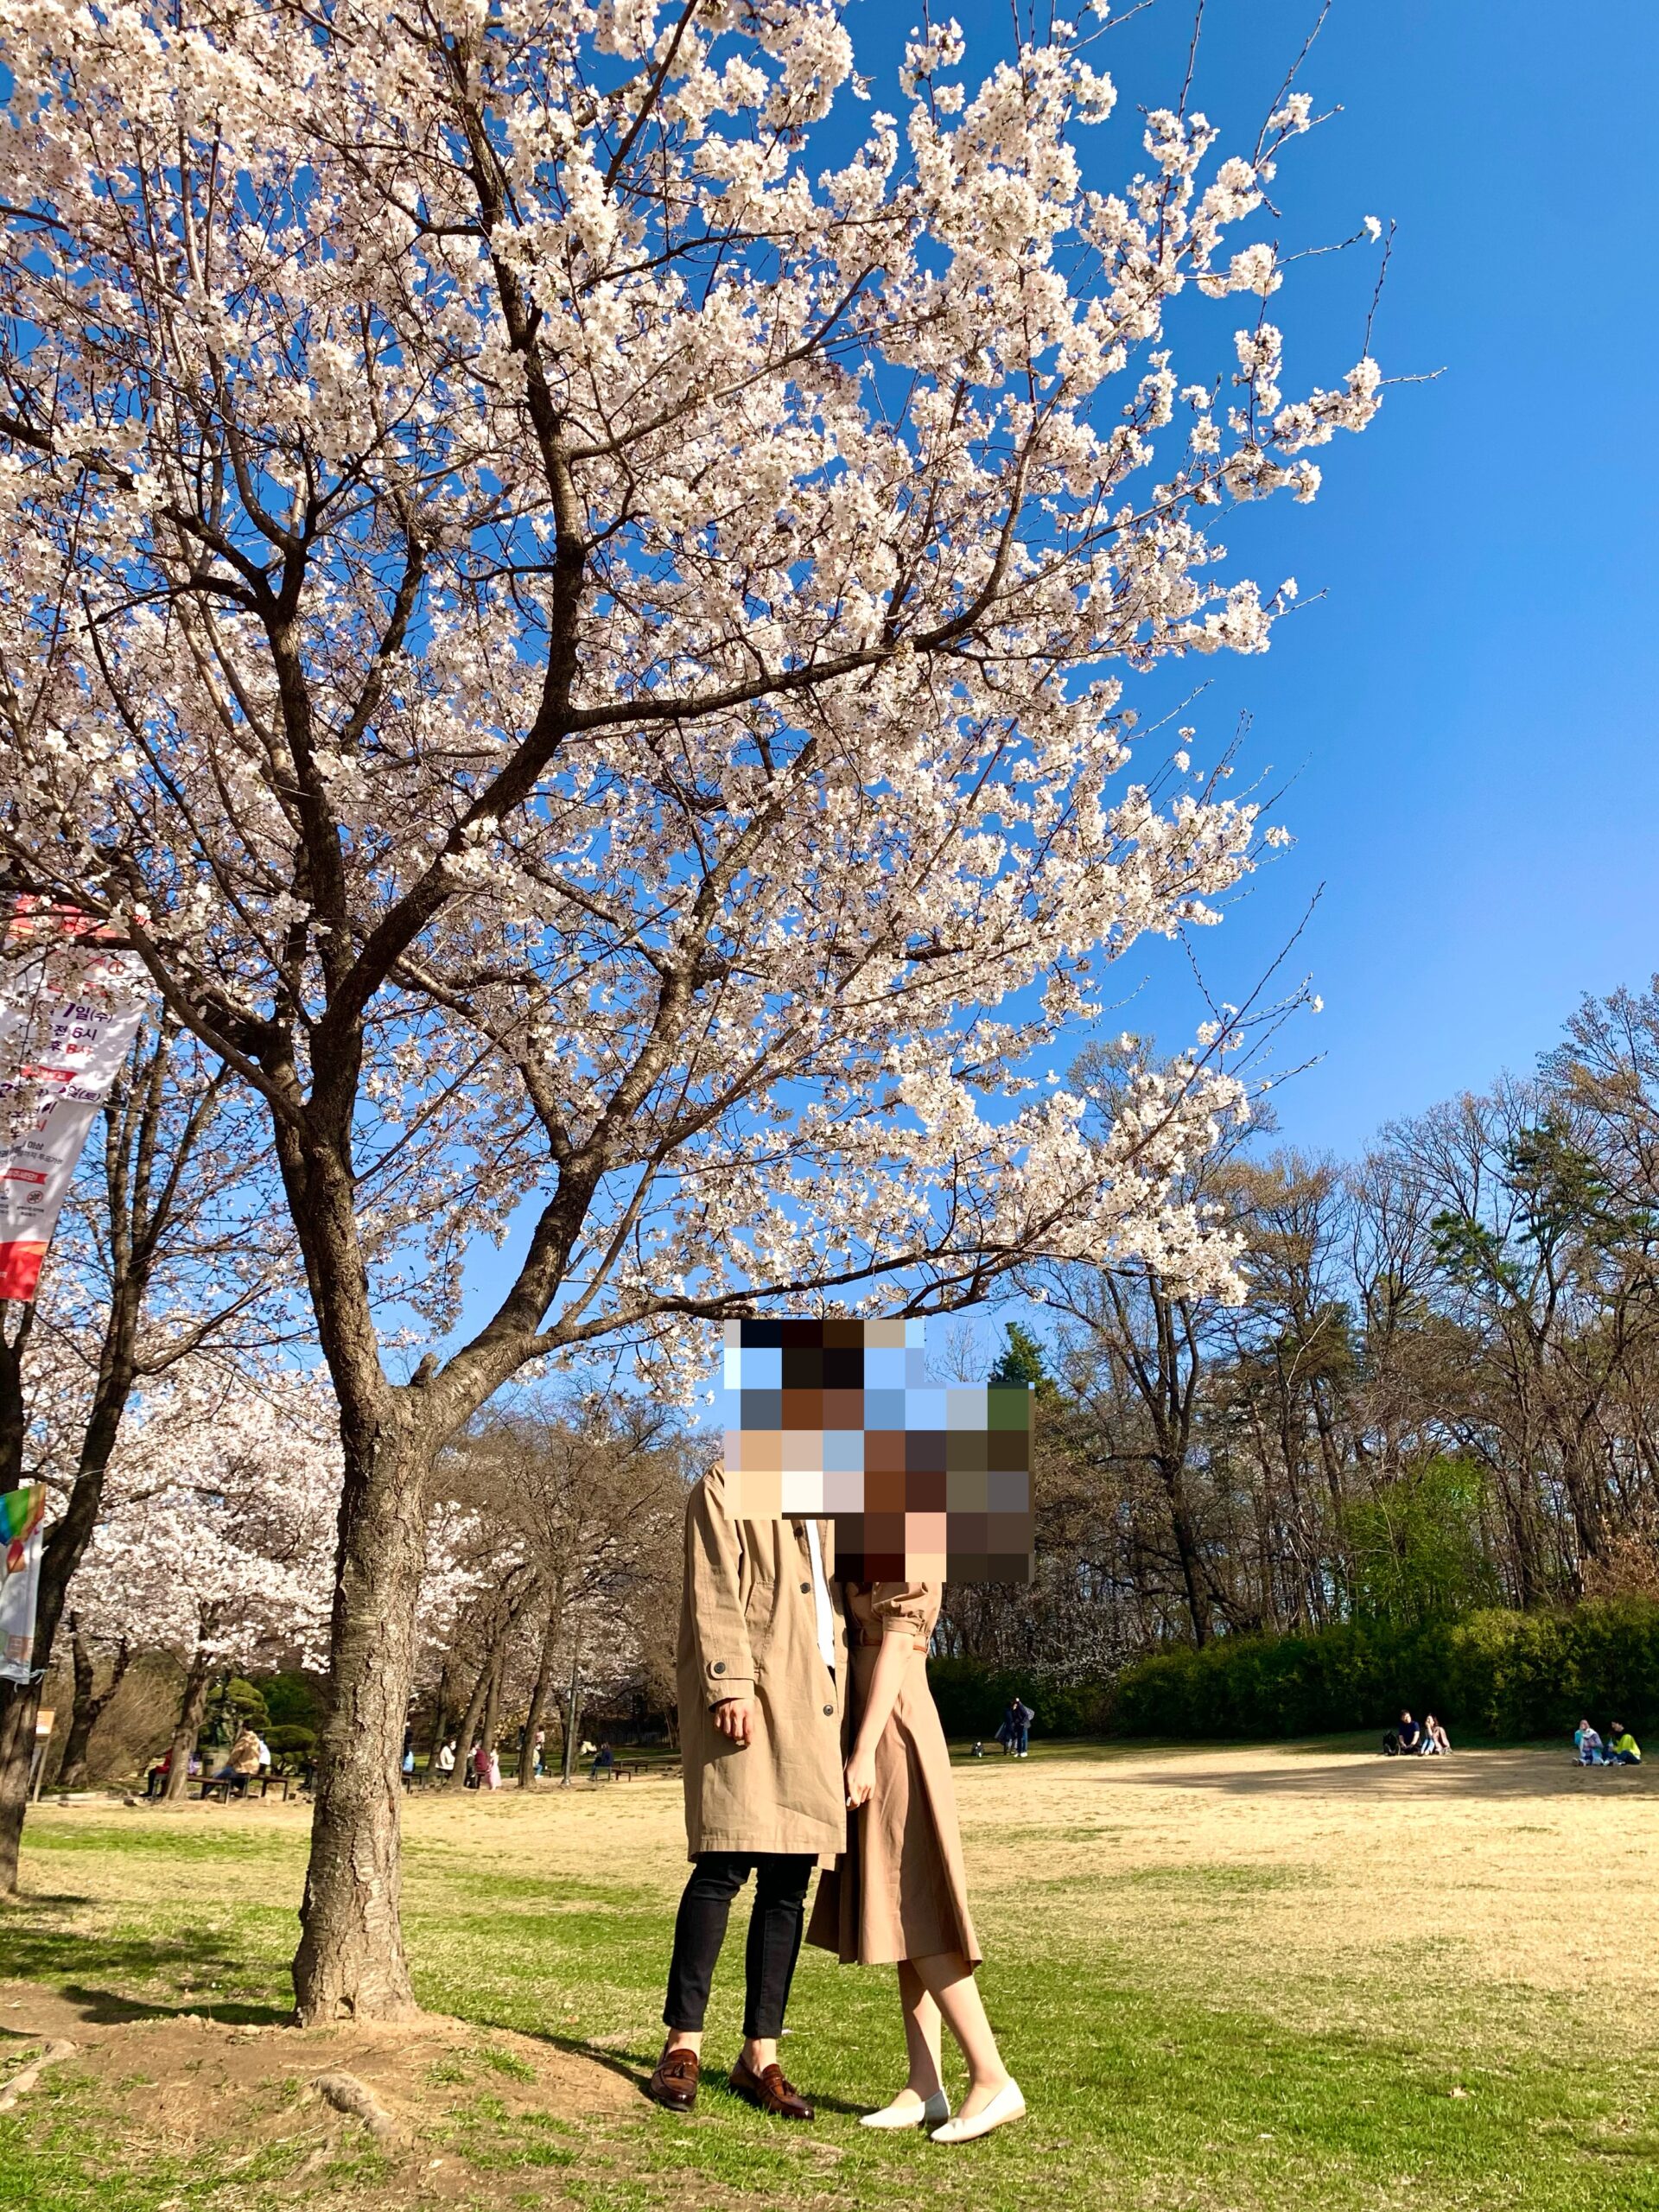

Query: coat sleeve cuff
[[705, 1661, 753, 1700]]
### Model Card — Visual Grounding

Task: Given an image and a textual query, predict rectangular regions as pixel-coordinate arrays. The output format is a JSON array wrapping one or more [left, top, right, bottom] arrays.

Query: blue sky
[[1003, 0, 1659, 1160]]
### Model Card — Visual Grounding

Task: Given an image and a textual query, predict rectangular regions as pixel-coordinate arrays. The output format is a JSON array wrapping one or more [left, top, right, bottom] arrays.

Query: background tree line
[[944, 980, 1659, 1687]]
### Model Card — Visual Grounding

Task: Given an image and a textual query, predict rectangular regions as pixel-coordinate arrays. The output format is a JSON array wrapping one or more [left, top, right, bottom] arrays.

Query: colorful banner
[[0, 898, 148, 1304], [0, 1483, 47, 1685]]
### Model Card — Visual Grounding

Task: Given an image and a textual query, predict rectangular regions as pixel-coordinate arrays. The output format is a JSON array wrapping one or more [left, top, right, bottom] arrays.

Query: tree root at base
[[0, 2038, 77, 2112], [311, 2069, 410, 2148]]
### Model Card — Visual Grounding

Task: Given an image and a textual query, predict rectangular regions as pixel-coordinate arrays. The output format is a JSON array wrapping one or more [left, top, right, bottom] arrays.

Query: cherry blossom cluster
[[0, 0, 1386, 1386], [67, 1367, 343, 1672]]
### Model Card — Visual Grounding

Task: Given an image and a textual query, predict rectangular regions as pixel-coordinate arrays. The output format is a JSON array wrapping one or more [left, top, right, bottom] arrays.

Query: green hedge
[[1108, 1600, 1659, 1743], [926, 1656, 1109, 1741]]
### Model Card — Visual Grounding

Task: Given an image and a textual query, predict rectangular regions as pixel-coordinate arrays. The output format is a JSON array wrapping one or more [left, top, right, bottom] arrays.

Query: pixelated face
[[721, 1318, 1033, 1583]]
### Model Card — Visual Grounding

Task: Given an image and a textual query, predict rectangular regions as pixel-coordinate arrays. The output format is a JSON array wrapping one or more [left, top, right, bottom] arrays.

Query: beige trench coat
[[808, 1581, 982, 1967], [677, 1466, 849, 1861]]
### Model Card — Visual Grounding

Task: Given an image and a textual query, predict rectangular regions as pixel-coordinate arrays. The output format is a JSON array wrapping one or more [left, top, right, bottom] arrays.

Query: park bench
[[192, 1771, 296, 1802]]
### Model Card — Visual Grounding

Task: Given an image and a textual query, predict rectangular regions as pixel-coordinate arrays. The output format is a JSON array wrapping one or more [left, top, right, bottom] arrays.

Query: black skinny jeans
[[663, 1852, 816, 2040]]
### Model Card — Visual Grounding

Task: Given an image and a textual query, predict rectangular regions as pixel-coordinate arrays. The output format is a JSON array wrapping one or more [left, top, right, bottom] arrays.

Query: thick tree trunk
[[429, 1662, 451, 1767], [56, 1624, 130, 1790], [560, 1637, 582, 1787], [291, 1416, 430, 2023], [478, 1648, 505, 1763], [0, 1680, 41, 1894], [162, 1644, 214, 1801], [1155, 1456, 1211, 1648], [518, 1595, 563, 1790], [448, 1654, 493, 1787]]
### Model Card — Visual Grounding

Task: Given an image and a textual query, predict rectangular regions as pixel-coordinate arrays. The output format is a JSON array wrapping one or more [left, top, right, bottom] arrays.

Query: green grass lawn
[[3, 1741, 1658, 2210]]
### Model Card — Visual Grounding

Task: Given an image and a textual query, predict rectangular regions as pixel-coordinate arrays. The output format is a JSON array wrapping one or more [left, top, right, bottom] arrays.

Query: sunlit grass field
[[4, 1739, 1658, 2210]]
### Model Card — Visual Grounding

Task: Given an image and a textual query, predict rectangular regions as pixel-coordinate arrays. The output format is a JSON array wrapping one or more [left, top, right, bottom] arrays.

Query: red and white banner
[[0, 899, 149, 1305]]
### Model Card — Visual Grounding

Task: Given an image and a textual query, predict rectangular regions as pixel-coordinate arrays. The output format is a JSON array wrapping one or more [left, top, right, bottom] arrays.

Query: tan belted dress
[[807, 1580, 982, 1967]]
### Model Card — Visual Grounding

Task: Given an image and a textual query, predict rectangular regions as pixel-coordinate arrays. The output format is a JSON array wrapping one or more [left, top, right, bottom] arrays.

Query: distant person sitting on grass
[[1574, 1719, 1604, 1765], [1423, 1715, 1451, 1755], [1608, 1725, 1642, 1765], [1394, 1712, 1422, 1755]]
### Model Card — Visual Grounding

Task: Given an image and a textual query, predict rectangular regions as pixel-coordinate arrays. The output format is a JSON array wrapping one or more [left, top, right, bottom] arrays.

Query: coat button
[[800, 1580, 811, 1593], [823, 1705, 834, 1716], [712, 1661, 726, 1675]]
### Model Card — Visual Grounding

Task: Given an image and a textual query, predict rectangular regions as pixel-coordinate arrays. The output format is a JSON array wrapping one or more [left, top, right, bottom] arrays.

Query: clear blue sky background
[[993, 0, 1659, 1160]]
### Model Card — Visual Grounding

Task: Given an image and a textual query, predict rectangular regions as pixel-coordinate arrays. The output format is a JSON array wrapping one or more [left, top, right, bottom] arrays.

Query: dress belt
[[855, 1630, 929, 1651]]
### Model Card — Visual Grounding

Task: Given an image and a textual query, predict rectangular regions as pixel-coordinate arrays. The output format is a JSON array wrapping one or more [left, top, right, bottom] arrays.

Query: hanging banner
[[0, 1483, 47, 1685], [0, 898, 149, 1304]]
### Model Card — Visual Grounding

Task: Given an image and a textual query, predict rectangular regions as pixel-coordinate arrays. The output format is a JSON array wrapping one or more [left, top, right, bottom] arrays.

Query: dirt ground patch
[[0, 1981, 639, 2205]]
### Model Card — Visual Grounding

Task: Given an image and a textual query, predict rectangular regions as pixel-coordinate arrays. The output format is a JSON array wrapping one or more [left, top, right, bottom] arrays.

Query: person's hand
[[712, 1697, 753, 1746], [844, 1745, 876, 1808]]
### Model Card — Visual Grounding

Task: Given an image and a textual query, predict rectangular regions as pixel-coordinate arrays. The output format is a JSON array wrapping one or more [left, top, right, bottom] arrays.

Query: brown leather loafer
[[728, 2054, 814, 2120], [646, 2044, 700, 2112]]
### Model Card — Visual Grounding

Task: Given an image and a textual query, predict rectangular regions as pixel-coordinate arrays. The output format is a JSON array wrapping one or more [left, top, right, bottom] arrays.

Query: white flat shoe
[[861, 2089, 950, 2130], [930, 2078, 1025, 2143]]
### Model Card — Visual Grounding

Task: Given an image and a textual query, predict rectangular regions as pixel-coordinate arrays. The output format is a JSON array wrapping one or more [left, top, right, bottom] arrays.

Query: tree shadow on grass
[[0, 1923, 292, 2027]]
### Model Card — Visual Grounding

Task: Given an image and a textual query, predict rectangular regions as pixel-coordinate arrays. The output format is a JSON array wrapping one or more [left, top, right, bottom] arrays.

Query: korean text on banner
[[0, 899, 148, 1305], [0, 1484, 47, 1686]]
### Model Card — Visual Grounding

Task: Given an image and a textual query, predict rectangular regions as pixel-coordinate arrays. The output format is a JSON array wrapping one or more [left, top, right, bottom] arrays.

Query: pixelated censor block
[[721, 1318, 1033, 1584]]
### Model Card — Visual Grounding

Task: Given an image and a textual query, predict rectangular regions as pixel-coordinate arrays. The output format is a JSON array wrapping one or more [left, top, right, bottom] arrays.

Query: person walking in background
[[1574, 1719, 1604, 1765], [647, 1465, 848, 2122], [466, 1739, 485, 1789], [486, 1745, 502, 1789], [1608, 1724, 1643, 1765], [810, 1580, 1025, 2145]]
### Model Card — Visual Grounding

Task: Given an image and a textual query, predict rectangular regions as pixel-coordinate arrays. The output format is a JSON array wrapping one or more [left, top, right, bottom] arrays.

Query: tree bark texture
[[162, 1643, 214, 1802], [290, 1414, 430, 2023], [518, 1594, 563, 1789], [56, 1623, 130, 1789]]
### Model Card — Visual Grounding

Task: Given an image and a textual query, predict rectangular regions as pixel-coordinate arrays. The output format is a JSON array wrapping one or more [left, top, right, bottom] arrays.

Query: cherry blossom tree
[[0, 1010, 288, 1890], [0, 0, 1387, 2013], [66, 1365, 341, 1795]]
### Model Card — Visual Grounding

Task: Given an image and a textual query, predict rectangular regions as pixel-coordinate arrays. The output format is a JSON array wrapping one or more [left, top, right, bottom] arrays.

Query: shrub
[[264, 1725, 316, 1756], [1107, 1600, 1659, 1742], [251, 1671, 327, 1732]]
